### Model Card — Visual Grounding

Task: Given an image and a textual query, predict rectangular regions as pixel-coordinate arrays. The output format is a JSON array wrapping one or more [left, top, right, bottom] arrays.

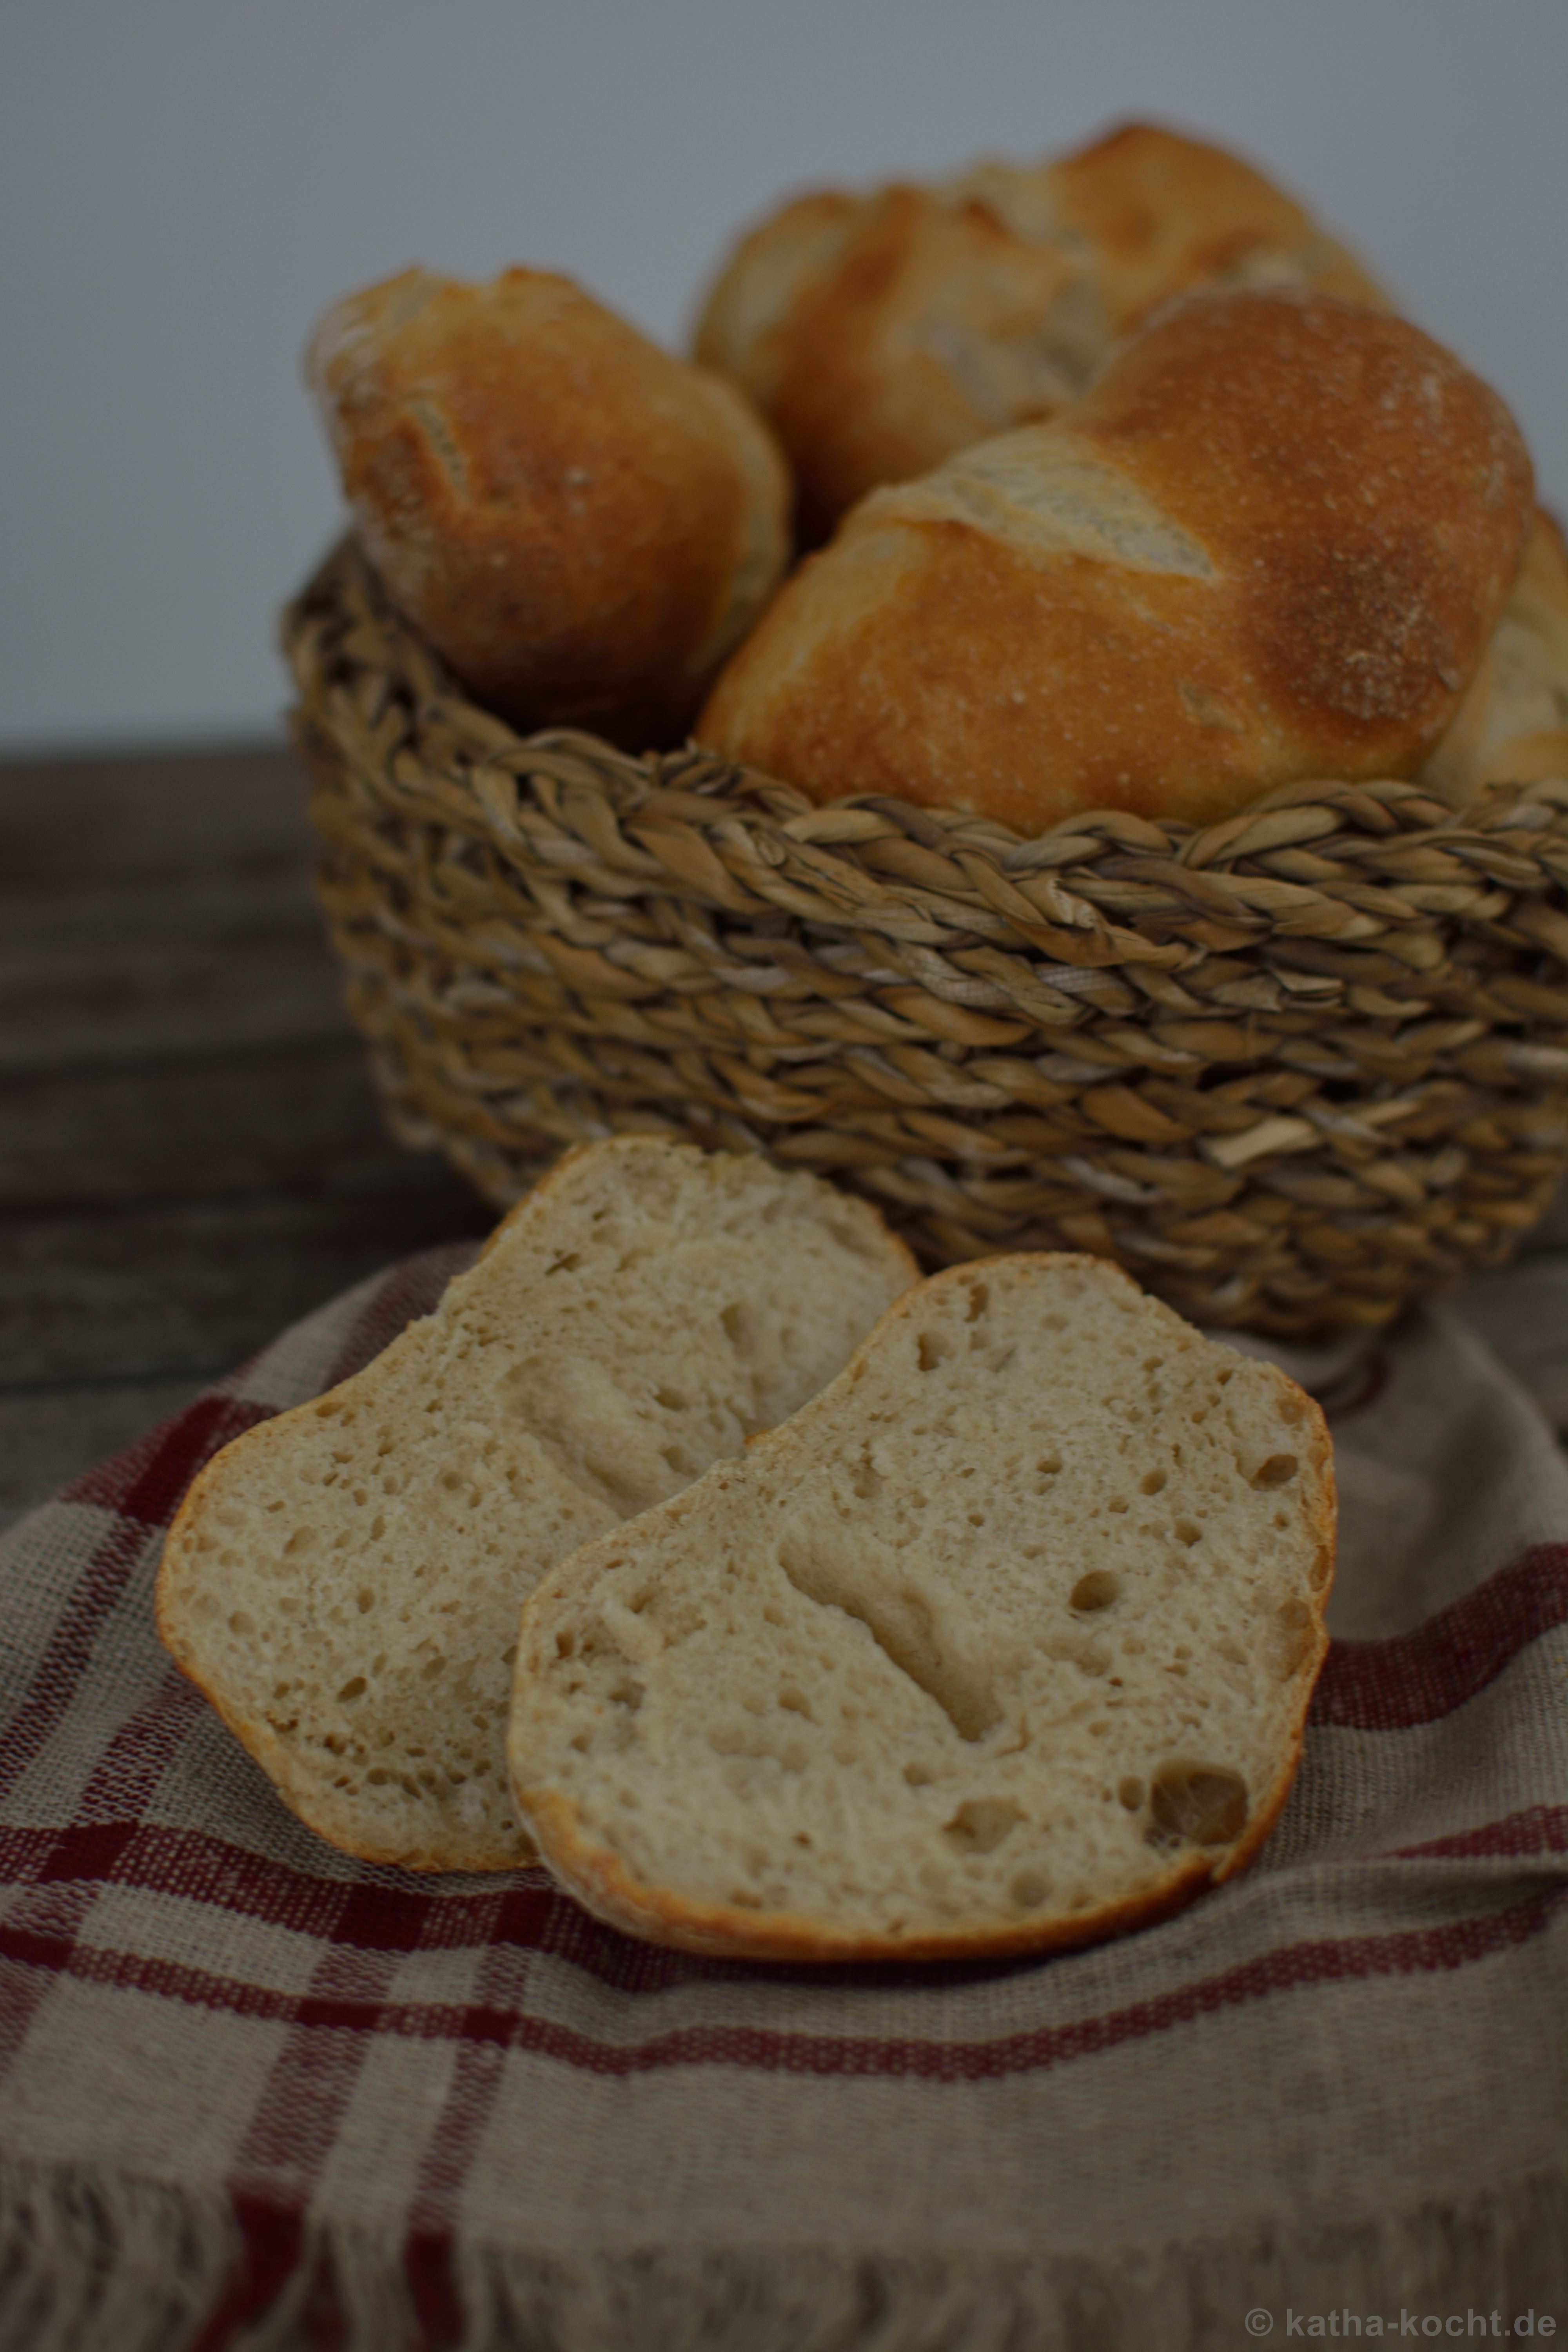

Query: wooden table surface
[[0, 743, 491, 1532]]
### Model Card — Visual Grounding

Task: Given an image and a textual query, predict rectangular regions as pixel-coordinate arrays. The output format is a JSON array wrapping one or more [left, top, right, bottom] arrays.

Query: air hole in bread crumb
[[1071, 1570, 1121, 1612], [1009, 1871, 1049, 1908], [964, 1281, 989, 1321], [1118, 1776, 1145, 1810], [1150, 1761, 1248, 1846], [916, 1332, 948, 1372], [228, 1610, 254, 1637], [1140, 1468, 1167, 1495], [1173, 1518, 1203, 1546], [337, 1677, 367, 1703], [1250, 1453, 1299, 1488], [903, 1760, 935, 1786], [943, 1797, 1025, 1854], [778, 1687, 813, 1718]]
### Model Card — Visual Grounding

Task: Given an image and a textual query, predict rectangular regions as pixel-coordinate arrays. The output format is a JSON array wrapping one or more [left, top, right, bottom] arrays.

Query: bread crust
[[693, 122, 1387, 540], [697, 290, 1533, 834], [1424, 506, 1568, 802], [510, 1254, 1336, 1962], [1049, 120, 1384, 338], [308, 267, 791, 748]]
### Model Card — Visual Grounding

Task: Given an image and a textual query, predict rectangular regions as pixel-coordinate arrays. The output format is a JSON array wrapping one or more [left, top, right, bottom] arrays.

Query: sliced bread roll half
[[508, 1254, 1334, 1961], [156, 1138, 916, 1872]]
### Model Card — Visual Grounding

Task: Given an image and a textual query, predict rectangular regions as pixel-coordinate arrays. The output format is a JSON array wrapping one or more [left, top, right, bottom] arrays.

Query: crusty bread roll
[[696, 290, 1534, 836], [308, 267, 791, 747], [156, 1137, 915, 1872], [1423, 507, 1568, 804], [508, 1254, 1334, 1962], [694, 122, 1386, 541]]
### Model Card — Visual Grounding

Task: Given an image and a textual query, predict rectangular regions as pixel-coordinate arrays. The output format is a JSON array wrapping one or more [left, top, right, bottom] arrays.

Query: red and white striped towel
[[1, 1243, 1564, 2350]]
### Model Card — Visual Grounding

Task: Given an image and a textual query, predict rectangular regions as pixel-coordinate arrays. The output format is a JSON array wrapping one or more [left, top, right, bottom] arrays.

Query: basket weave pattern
[[286, 539, 1568, 1336]]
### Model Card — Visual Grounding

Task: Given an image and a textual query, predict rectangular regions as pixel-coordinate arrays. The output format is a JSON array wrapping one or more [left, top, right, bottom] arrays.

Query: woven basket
[[284, 537, 1568, 1337]]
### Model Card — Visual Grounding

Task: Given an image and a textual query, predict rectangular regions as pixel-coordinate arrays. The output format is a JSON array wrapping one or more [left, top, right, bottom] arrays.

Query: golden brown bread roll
[[694, 122, 1386, 542], [1423, 507, 1568, 803], [695, 290, 1534, 836], [308, 267, 791, 748]]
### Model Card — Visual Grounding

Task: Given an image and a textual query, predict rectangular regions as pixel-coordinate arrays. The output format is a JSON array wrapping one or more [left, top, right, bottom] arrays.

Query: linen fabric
[[1, 1240, 1565, 2350]]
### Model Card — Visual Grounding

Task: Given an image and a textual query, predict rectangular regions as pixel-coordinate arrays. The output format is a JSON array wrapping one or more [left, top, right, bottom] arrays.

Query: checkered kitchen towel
[[2, 1241, 1566, 2352]]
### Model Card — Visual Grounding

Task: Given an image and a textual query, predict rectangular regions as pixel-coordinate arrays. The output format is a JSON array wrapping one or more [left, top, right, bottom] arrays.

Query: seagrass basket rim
[[283, 534, 1568, 934]]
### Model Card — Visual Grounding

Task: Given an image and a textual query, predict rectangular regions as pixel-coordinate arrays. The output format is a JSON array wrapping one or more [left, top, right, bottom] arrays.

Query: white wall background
[[2, 0, 1565, 754]]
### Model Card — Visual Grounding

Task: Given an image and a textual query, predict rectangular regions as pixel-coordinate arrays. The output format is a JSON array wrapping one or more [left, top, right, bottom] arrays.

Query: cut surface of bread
[[156, 1139, 916, 1871], [508, 1255, 1334, 1962]]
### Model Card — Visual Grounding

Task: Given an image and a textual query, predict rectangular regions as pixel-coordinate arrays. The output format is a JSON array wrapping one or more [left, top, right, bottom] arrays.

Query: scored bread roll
[[1423, 507, 1568, 804], [694, 121, 1386, 541], [156, 1138, 916, 1872], [696, 289, 1535, 836], [508, 1254, 1334, 1963], [308, 267, 791, 748]]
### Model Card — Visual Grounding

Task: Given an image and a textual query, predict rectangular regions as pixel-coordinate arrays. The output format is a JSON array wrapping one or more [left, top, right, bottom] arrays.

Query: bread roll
[[1423, 507, 1568, 804], [697, 290, 1534, 836], [308, 267, 791, 747], [694, 122, 1386, 541], [156, 1137, 916, 1872], [508, 1254, 1334, 1962]]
